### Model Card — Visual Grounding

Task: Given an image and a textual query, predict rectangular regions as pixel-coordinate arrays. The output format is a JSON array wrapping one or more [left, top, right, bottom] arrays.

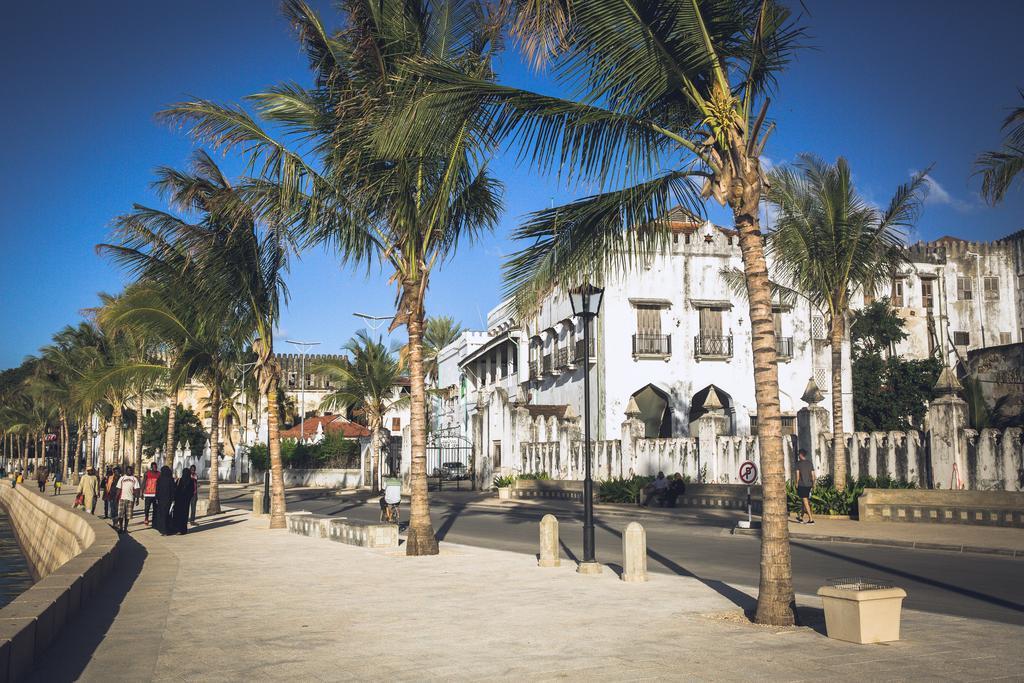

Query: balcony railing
[[554, 346, 569, 371], [632, 333, 671, 357], [694, 334, 733, 359], [529, 360, 541, 381], [776, 336, 793, 359], [573, 338, 597, 364]]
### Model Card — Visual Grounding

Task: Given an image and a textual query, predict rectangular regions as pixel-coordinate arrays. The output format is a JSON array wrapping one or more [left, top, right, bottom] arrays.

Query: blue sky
[[2, 0, 1023, 368]]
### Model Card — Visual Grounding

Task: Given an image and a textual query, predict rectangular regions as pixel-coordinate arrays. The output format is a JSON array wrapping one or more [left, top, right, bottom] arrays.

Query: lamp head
[[568, 283, 605, 318]]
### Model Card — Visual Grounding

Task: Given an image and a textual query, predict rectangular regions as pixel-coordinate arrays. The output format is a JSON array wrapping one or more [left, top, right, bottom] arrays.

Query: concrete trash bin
[[817, 578, 907, 644]]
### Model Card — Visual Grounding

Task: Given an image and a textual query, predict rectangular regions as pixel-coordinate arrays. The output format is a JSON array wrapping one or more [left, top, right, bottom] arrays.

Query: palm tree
[[422, 316, 463, 385], [160, 0, 503, 553], [316, 332, 408, 493], [976, 90, 1024, 204], [101, 152, 292, 526], [396, 0, 803, 621], [765, 155, 928, 489]]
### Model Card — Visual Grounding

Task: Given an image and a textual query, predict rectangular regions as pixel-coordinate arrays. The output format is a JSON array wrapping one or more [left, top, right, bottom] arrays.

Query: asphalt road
[[220, 488, 1024, 626]]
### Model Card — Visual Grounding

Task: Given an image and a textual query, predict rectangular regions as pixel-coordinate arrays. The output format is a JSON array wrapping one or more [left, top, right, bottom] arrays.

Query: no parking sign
[[738, 460, 758, 485]]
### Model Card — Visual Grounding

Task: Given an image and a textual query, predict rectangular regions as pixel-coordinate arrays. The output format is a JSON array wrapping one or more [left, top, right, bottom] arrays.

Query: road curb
[[729, 526, 1023, 558]]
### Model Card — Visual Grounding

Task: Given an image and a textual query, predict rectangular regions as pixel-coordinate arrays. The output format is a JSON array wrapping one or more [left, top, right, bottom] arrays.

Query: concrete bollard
[[538, 514, 560, 567], [252, 490, 265, 516], [621, 522, 648, 583]]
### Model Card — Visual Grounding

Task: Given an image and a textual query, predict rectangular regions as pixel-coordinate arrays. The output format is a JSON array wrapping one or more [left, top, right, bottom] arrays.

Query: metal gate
[[426, 427, 474, 491]]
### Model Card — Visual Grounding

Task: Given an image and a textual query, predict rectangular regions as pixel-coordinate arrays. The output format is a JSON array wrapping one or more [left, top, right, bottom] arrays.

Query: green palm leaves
[[975, 90, 1024, 204]]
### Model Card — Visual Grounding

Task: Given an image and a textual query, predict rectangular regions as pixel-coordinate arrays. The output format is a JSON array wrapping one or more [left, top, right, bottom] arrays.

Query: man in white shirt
[[115, 466, 140, 533]]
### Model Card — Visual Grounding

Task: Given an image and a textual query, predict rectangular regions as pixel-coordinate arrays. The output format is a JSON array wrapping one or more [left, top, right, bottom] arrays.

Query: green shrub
[[518, 471, 551, 480], [787, 475, 916, 516], [493, 474, 517, 488], [248, 443, 269, 471], [597, 476, 654, 504]]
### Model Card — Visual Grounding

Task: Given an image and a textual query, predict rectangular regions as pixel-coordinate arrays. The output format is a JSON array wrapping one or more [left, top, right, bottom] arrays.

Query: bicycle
[[380, 502, 400, 524]]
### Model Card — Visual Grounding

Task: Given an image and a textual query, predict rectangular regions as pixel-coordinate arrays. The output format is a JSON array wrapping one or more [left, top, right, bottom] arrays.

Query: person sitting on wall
[[663, 473, 687, 508], [640, 471, 669, 507]]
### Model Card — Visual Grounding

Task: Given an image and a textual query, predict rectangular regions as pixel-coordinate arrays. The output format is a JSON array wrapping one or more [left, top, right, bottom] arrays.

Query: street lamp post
[[569, 283, 604, 575], [286, 340, 321, 442]]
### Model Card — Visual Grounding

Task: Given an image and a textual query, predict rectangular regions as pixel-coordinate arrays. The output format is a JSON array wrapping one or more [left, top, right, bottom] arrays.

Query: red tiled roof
[[279, 415, 370, 440]]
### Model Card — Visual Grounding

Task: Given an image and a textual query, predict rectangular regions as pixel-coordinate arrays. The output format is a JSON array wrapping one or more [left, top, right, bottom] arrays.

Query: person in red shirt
[[142, 462, 160, 526]]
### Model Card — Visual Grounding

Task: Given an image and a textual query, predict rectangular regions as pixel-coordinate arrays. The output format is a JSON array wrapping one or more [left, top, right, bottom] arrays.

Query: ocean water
[[0, 506, 34, 608]]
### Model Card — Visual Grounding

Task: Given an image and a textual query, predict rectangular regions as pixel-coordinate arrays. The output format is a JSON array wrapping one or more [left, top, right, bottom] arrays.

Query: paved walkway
[[27, 492, 1024, 681]]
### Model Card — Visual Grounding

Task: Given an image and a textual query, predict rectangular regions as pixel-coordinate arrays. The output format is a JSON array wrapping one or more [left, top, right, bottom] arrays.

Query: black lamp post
[[569, 283, 604, 574]]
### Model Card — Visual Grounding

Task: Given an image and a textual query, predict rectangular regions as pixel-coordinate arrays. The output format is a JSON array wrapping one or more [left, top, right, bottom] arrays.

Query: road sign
[[738, 460, 758, 485]]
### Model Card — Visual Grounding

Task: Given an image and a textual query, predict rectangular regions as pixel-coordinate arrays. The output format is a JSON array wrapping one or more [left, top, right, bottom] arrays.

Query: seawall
[[0, 486, 119, 681]]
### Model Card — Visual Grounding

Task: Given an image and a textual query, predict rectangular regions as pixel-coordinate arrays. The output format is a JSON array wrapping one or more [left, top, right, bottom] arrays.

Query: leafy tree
[[765, 155, 928, 489], [402, 0, 805, 623], [850, 304, 940, 431], [141, 406, 209, 457], [975, 90, 1024, 204], [162, 0, 503, 554]]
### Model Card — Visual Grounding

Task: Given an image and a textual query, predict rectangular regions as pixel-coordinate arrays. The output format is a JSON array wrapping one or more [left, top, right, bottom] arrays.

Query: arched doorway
[[688, 385, 734, 434], [630, 384, 673, 437]]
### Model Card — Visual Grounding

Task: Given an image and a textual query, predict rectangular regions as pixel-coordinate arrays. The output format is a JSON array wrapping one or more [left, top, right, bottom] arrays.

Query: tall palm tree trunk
[[111, 408, 123, 470], [405, 285, 439, 556], [731, 165, 795, 627], [165, 390, 177, 465], [207, 384, 222, 515], [21, 436, 27, 473], [60, 412, 69, 480], [135, 394, 145, 475], [266, 379, 287, 529], [830, 314, 848, 490], [98, 420, 108, 473], [370, 418, 382, 494]]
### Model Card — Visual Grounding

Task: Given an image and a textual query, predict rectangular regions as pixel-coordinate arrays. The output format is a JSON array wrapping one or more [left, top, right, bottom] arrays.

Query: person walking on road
[[53, 468, 63, 496], [114, 466, 140, 533], [101, 467, 115, 519], [172, 470, 194, 535], [78, 468, 99, 515], [142, 462, 160, 526], [154, 466, 174, 535], [188, 464, 199, 525], [36, 466, 48, 493], [794, 449, 815, 525]]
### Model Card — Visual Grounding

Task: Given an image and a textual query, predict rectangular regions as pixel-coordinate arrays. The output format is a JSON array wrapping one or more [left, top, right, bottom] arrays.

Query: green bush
[[493, 474, 517, 488], [248, 436, 362, 471], [597, 476, 654, 504], [788, 475, 916, 516], [518, 471, 551, 480]]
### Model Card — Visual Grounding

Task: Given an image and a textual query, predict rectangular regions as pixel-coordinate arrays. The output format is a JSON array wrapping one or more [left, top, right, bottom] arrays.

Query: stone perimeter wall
[[251, 468, 362, 490], [0, 486, 119, 681]]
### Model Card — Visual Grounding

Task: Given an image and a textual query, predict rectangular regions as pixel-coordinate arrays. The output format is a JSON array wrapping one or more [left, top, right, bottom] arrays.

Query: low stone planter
[[817, 579, 907, 644], [497, 487, 512, 501]]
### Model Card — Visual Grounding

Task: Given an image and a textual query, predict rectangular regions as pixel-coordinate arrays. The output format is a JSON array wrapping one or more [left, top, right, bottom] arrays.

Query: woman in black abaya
[[172, 469, 194, 534], [154, 466, 174, 535]]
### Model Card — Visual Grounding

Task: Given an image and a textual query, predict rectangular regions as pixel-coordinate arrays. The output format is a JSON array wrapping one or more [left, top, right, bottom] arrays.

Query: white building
[[435, 215, 854, 482], [433, 221, 1024, 485]]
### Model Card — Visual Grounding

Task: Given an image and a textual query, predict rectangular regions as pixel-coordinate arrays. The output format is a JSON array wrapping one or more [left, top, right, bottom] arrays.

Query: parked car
[[433, 461, 469, 481]]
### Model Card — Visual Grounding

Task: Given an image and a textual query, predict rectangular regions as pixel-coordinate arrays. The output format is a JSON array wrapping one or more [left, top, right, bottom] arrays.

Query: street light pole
[[286, 340, 321, 441], [569, 283, 604, 575]]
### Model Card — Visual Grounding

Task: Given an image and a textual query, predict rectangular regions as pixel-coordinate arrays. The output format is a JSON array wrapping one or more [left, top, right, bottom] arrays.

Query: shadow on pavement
[[793, 540, 1024, 616], [178, 518, 245, 535], [27, 535, 147, 682], [435, 503, 468, 542], [596, 519, 755, 612]]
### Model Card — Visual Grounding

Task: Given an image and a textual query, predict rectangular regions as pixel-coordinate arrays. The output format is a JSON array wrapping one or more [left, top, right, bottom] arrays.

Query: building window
[[891, 279, 905, 307], [633, 305, 670, 356], [391, 417, 401, 432], [952, 331, 970, 346], [492, 440, 502, 468], [695, 307, 731, 358], [957, 277, 973, 301], [921, 279, 934, 311], [811, 316, 826, 341], [999, 332, 1011, 345], [773, 310, 792, 358], [984, 276, 1000, 301]]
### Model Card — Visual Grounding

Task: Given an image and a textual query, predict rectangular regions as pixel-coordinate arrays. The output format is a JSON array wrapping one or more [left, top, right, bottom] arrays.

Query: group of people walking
[[74, 462, 199, 536]]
